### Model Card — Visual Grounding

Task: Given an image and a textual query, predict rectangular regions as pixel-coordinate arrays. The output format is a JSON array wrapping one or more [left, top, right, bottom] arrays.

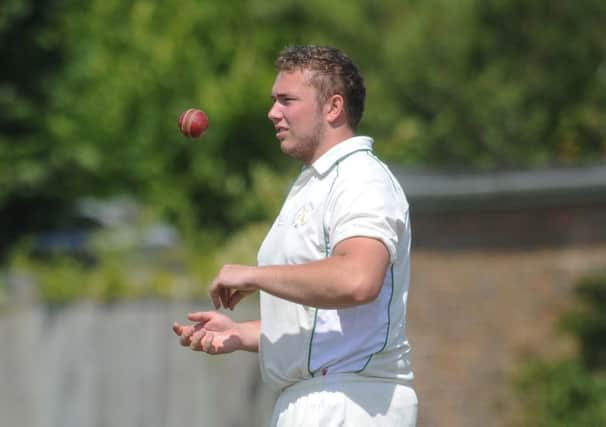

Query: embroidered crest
[[293, 203, 313, 228]]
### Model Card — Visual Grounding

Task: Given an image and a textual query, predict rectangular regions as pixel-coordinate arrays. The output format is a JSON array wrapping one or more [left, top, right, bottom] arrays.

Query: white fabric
[[270, 374, 418, 427], [258, 136, 414, 390]]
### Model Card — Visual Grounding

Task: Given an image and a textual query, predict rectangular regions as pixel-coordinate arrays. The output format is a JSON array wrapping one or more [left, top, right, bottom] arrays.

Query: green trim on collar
[[311, 136, 374, 176]]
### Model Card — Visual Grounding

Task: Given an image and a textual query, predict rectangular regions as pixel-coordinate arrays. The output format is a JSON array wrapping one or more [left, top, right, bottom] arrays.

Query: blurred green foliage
[[516, 272, 606, 427], [2, 0, 606, 256], [1, 163, 288, 305], [8, 247, 200, 305], [375, 0, 606, 168], [5, 216, 271, 305]]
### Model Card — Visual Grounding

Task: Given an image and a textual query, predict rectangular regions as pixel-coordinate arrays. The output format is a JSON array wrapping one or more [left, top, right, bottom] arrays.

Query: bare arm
[[210, 236, 390, 310]]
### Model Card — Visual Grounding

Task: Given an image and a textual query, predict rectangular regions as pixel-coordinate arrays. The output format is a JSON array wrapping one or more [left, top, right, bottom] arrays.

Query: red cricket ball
[[178, 108, 209, 138]]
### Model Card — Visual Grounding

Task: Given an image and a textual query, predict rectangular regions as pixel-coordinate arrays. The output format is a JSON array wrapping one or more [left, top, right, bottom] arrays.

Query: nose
[[267, 101, 281, 123]]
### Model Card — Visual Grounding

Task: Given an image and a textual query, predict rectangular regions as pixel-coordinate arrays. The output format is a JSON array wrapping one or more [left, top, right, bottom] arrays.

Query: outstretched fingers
[[190, 329, 216, 353], [172, 322, 183, 336], [174, 320, 207, 347], [174, 309, 243, 354]]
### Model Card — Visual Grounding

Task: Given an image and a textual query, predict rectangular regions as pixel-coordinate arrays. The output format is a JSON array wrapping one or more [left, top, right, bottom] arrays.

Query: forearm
[[255, 255, 380, 309], [236, 319, 260, 352], [211, 237, 390, 310]]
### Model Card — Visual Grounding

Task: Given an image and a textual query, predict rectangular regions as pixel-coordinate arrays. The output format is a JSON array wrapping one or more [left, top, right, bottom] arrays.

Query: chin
[[279, 142, 306, 162], [279, 139, 295, 155]]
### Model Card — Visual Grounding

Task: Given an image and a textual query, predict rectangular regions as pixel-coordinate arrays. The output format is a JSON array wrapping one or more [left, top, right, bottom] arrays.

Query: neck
[[306, 126, 355, 165]]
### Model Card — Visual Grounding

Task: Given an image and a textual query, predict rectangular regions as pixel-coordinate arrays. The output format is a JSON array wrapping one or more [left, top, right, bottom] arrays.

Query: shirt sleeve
[[324, 173, 409, 264]]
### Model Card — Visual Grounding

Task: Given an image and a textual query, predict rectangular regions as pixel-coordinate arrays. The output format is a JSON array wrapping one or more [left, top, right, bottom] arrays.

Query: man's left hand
[[209, 264, 258, 310]]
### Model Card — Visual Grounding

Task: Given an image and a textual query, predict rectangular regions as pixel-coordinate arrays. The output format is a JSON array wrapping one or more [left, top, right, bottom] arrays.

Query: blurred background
[[1, 0, 606, 426]]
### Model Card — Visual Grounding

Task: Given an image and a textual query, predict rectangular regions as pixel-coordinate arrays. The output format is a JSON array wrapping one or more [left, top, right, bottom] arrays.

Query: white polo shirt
[[257, 136, 414, 391]]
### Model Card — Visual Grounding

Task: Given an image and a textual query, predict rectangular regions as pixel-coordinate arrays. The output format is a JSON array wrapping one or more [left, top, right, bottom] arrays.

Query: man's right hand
[[173, 311, 243, 355], [172, 311, 260, 354]]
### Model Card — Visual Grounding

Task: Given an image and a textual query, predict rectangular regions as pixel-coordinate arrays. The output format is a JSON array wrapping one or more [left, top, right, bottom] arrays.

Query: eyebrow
[[271, 93, 297, 100]]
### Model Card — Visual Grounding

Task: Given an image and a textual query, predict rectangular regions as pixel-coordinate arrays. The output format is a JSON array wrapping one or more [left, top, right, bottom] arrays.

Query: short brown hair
[[275, 45, 366, 130]]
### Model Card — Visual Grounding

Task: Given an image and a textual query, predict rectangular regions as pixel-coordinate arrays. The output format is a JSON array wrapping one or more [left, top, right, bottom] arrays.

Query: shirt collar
[[310, 136, 374, 176]]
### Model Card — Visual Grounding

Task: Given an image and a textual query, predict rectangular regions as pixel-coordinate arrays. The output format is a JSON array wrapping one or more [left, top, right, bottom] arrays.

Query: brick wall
[[407, 244, 606, 427]]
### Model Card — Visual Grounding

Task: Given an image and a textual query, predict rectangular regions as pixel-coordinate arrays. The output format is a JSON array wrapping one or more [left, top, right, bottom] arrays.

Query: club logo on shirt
[[293, 203, 314, 228]]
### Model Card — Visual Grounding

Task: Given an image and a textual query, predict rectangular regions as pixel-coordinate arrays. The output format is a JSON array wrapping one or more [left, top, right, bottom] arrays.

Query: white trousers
[[270, 374, 418, 427]]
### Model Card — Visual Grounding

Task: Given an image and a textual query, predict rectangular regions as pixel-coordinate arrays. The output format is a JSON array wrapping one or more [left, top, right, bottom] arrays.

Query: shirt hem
[[280, 372, 414, 395]]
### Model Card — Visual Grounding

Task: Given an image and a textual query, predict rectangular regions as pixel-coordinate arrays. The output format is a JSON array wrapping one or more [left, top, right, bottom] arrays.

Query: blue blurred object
[[29, 197, 179, 263], [34, 230, 92, 254]]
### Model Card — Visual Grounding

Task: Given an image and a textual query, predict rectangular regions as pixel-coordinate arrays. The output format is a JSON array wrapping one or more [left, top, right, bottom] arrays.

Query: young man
[[173, 45, 417, 426]]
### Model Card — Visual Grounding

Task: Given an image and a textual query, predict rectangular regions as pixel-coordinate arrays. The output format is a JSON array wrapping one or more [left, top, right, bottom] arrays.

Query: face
[[268, 70, 326, 164]]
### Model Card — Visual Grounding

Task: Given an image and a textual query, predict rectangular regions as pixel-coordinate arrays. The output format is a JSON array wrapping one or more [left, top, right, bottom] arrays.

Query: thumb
[[187, 311, 215, 323]]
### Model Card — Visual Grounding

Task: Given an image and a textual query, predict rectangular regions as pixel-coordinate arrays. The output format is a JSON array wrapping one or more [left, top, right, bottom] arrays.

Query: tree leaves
[[2, 0, 606, 255]]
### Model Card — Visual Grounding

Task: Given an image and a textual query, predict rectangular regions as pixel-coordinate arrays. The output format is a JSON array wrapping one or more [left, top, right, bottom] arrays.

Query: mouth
[[275, 127, 288, 140]]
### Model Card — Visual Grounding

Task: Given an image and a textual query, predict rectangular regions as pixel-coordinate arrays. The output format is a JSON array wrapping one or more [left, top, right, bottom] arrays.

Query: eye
[[273, 95, 296, 106]]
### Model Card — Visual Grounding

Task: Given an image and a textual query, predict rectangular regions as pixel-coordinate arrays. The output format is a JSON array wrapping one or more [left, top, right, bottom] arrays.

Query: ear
[[325, 94, 346, 124]]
